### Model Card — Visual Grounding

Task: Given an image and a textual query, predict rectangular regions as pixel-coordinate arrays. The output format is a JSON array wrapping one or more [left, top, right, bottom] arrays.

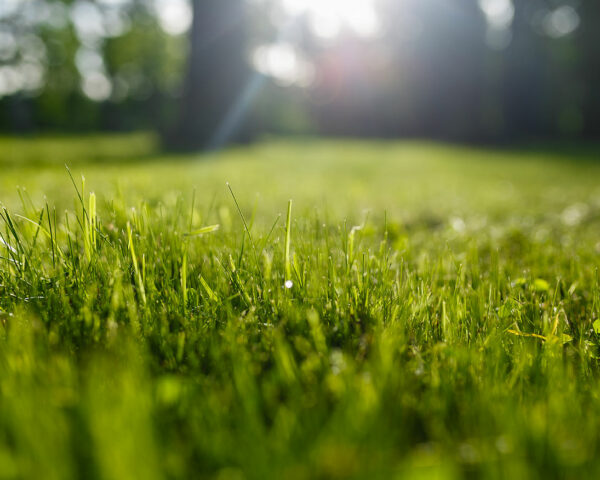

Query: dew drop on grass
[[284, 280, 293, 289]]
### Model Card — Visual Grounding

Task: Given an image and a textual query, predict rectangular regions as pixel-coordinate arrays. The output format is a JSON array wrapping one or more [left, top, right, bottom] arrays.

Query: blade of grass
[[127, 222, 146, 306], [285, 199, 293, 282]]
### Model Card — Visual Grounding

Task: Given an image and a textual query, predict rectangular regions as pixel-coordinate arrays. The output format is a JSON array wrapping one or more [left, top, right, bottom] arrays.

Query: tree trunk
[[577, 3, 600, 139], [501, 2, 548, 140], [165, 0, 251, 150]]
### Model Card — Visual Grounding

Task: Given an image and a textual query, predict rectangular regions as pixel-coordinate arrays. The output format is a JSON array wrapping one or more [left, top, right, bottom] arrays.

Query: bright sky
[[154, 0, 192, 36], [280, 0, 380, 39], [250, 0, 380, 87]]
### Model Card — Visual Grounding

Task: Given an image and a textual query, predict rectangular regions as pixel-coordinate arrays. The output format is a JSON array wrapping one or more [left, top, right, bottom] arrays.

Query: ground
[[1, 134, 600, 479]]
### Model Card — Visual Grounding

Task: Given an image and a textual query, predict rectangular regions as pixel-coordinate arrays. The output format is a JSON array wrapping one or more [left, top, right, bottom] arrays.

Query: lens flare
[[280, 0, 380, 38]]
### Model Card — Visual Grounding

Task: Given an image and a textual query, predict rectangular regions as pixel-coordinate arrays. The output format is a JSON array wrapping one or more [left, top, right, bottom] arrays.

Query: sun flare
[[280, 0, 380, 38]]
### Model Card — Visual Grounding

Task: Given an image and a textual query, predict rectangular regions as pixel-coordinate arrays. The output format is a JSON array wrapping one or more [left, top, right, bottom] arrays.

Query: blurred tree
[[306, 0, 488, 141], [0, 0, 186, 133], [164, 0, 252, 150], [394, 0, 488, 140], [577, 1, 600, 139], [0, 0, 598, 144], [501, 1, 549, 140], [101, 3, 187, 132]]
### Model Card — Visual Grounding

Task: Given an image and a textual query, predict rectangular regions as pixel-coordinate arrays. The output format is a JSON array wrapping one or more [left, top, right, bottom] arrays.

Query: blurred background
[[0, 0, 598, 149]]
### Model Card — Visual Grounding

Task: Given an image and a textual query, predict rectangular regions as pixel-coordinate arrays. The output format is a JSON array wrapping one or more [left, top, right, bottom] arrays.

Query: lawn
[[1, 135, 600, 479]]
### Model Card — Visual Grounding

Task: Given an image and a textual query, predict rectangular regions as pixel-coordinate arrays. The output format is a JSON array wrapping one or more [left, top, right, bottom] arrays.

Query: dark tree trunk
[[577, 3, 600, 140], [165, 0, 251, 151], [501, 2, 549, 140]]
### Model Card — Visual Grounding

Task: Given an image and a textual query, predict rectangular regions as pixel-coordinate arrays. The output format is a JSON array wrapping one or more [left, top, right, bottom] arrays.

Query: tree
[[500, 1, 550, 140], [0, 0, 184, 132], [165, 0, 252, 151], [576, 2, 600, 139]]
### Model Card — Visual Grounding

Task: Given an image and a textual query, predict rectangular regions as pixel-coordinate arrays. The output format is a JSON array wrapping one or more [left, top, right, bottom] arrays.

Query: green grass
[[1, 135, 600, 479]]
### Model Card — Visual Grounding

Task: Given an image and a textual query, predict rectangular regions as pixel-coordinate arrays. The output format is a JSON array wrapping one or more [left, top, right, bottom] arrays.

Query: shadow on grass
[[0, 132, 164, 169], [1, 132, 599, 169]]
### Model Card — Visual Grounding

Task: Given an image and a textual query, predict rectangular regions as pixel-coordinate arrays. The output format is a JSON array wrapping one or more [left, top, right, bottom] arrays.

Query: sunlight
[[252, 43, 314, 86], [280, 0, 380, 39]]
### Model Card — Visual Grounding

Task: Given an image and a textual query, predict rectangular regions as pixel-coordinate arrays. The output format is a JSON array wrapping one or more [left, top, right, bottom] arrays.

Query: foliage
[[1, 1, 599, 141], [0, 0, 186, 132]]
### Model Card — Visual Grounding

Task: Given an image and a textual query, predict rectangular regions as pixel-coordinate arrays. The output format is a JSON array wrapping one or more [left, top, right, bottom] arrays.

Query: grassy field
[[1, 135, 600, 479]]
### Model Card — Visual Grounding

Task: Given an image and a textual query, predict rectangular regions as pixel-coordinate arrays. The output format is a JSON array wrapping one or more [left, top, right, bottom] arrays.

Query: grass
[[1, 134, 600, 479]]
